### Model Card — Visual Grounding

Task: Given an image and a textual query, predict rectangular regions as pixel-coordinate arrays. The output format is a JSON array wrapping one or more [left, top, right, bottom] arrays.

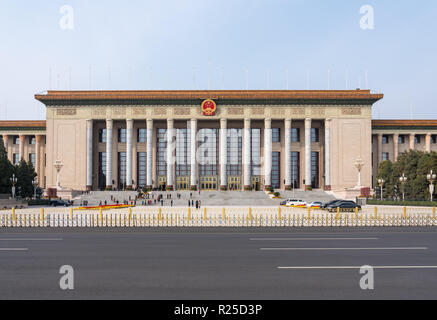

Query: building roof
[[0, 121, 46, 131], [35, 90, 384, 105], [372, 120, 437, 131]]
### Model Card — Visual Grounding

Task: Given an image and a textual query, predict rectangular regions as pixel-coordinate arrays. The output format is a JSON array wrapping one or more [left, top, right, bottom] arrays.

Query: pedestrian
[[191, 200, 194, 207], [188, 200, 191, 207], [161, 200, 163, 206], [195, 200, 199, 209], [171, 200, 173, 207], [190, 192, 192, 199]]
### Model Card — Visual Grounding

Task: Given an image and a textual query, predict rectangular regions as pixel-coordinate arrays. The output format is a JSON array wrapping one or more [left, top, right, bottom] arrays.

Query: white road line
[[261, 247, 428, 251], [278, 266, 437, 270], [251, 238, 378, 241], [0, 248, 28, 251], [0, 238, 62, 241]]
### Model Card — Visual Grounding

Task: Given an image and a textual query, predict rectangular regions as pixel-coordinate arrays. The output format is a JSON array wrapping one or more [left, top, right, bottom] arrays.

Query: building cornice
[[35, 90, 384, 106]]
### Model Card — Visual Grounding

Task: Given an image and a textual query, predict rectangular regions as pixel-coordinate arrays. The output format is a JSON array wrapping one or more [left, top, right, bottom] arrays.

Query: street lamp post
[[354, 158, 364, 188], [54, 160, 64, 190], [32, 177, 38, 199], [377, 178, 385, 201], [427, 170, 436, 202], [10, 173, 17, 200], [399, 173, 408, 202]]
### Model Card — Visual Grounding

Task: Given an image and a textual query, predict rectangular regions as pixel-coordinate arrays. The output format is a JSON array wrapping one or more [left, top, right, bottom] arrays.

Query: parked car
[[325, 200, 361, 212], [282, 199, 307, 208], [50, 199, 71, 207], [321, 200, 342, 209], [306, 201, 322, 209]]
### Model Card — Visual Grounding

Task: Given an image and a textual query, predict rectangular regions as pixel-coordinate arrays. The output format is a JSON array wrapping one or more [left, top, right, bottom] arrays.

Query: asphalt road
[[1, 227, 437, 299]]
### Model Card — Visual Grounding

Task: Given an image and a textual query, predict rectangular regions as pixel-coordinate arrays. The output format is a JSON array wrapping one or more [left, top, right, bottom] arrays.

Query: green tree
[[376, 150, 437, 201], [14, 159, 37, 199], [0, 137, 14, 194]]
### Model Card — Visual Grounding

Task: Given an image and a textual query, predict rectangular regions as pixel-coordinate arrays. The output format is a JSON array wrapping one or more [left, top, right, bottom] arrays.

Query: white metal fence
[[1, 206, 437, 228]]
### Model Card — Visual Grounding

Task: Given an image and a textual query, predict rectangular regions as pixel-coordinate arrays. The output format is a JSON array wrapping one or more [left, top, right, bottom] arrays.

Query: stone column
[[167, 119, 174, 190], [426, 133, 432, 153], [126, 119, 134, 189], [243, 118, 251, 190], [35, 135, 42, 183], [393, 133, 399, 162], [324, 118, 332, 191], [106, 119, 113, 190], [304, 118, 312, 190], [284, 119, 292, 189], [19, 135, 25, 160], [86, 119, 93, 191], [146, 119, 153, 189], [377, 133, 383, 164], [190, 119, 197, 190], [409, 133, 415, 150], [264, 118, 272, 189], [220, 118, 227, 189]]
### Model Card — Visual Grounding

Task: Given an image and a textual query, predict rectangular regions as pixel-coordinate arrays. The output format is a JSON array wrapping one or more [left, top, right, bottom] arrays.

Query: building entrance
[[176, 176, 190, 190], [199, 176, 218, 190], [228, 176, 241, 191], [157, 176, 167, 191], [251, 176, 261, 191]]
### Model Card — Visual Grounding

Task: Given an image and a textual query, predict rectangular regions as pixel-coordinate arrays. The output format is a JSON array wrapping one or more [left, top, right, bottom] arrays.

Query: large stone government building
[[1, 90, 437, 195]]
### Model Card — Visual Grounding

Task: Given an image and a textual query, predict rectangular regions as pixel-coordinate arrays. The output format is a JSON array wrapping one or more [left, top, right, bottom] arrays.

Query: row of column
[[377, 132, 433, 164], [2, 134, 43, 183], [85, 118, 332, 191]]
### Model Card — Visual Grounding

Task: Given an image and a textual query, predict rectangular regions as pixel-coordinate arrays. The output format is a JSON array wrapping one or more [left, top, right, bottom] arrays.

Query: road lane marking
[[0, 248, 28, 251], [278, 266, 437, 269], [261, 247, 428, 251], [251, 238, 379, 241], [0, 238, 62, 241]]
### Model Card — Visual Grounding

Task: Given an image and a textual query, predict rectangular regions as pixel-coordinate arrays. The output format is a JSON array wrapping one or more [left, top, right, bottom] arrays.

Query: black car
[[325, 200, 361, 212], [321, 200, 341, 209], [50, 199, 71, 207]]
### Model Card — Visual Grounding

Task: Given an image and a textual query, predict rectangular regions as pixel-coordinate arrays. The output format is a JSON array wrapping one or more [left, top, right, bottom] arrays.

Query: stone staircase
[[74, 189, 337, 207]]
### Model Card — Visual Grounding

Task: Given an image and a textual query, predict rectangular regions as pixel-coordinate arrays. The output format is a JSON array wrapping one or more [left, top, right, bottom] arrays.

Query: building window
[[13, 153, 19, 165], [137, 152, 147, 188], [415, 136, 421, 144], [272, 152, 280, 189], [175, 128, 191, 177], [398, 135, 405, 144], [156, 129, 167, 177], [291, 151, 300, 189], [226, 128, 242, 177], [118, 152, 127, 189], [432, 135, 437, 144], [29, 136, 36, 145], [291, 128, 300, 142], [98, 152, 107, 190], [99, 129, 107, 143], [311, 151, 319, 188], [29, 153, 36, 168], [382, 135, 389, 144], [13, 136, 19, 145], [199, 128, 218, 176], [272, 128, 280, 143], [138, 129, 147, 143], [251, 128, 261, 176], [382, 152, 390, 161], [311, 128, 319, 143], [118, 128, 126, 143]]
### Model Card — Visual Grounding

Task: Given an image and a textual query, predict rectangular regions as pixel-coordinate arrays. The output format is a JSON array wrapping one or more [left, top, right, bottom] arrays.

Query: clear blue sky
[[0, 0, 436, 120]]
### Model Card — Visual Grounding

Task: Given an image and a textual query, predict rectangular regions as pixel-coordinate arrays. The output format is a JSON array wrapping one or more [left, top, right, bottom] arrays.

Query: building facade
[[8, 89, 432, 194]]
